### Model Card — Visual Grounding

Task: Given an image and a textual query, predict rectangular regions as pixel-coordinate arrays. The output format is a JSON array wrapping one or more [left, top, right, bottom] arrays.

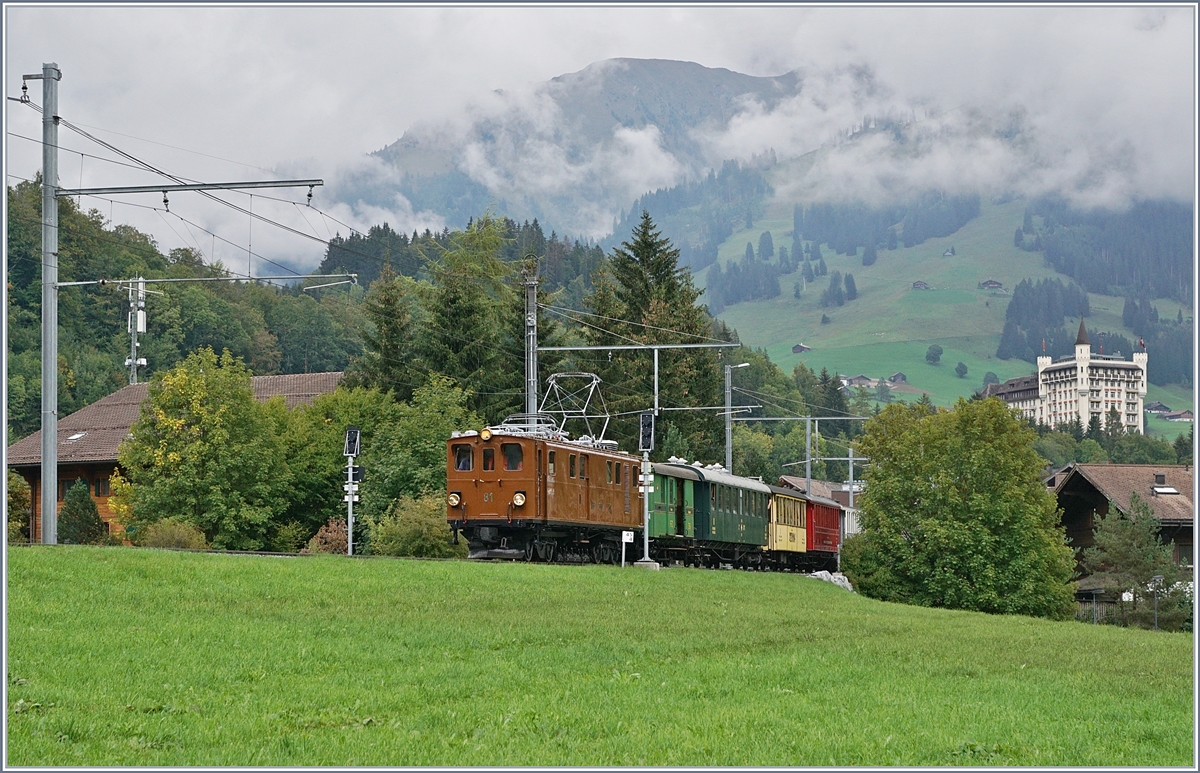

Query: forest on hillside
[[5, 181, 604, 440]]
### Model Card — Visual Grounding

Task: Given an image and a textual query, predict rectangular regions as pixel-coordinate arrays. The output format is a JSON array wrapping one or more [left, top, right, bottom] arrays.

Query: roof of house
[[982, 374, 1038, 400], [7, 371, 342, 468], [1051, 463, 1194, 524]]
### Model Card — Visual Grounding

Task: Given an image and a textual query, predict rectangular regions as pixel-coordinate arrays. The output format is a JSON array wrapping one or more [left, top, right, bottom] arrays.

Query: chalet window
[[547, 451, 556, 477], [502, 443, 523, 471], [482, 448, 495, 471], [569, 454, 576, 478], [453, 444, 473, 471], [59, 478, 87, 501], [95, 477, 111, 497], [606, 460, 613, 484]]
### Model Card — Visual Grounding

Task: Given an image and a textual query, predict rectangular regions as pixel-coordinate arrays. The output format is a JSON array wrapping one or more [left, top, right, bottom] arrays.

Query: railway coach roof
[[767, 483, 842, 509], [653, 462, 772, 493]]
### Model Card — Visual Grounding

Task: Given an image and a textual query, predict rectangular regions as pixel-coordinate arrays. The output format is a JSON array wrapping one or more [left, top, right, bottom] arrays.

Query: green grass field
[[698, 197, 1193, 435], [6, 547, 1194, 766]]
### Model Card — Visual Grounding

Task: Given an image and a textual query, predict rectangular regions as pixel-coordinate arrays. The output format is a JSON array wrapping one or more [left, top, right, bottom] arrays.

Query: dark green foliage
[[955, 361, 967, 379], [4, 180, 366, 440], [582, 213, 723, 459], [820, 270, 845, 307], [1109, 433, 1178, 464], [820, 313, 831, 324], [116, 348, 292, 551], [7, 471, 31, 543], [1083, 492, 1190, 630], [925, 344, 943, 365], [58, 481, 105, 545], [843, 399, 1076, 619], [1030, 197, 1192, 304], [802, 259, 815, 283], [368, 494, 467, 559], [1172, 426, 1193, 465], [861, 242, 877, 266], [844, 273, 857, 301], [817, 256, 827, 276], [358, 376, 482, 521], [605, 160, 771, 272], [983, 371, 999, 387], [707, 241, 782, 313], [343, 264, 422, 401], [796, 193, 979, 253], [995, 278, 1090, 362], [757, 231, 774, 261]]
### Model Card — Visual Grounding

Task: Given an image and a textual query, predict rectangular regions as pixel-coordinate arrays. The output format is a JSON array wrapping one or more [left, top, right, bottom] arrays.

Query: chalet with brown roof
[[978, 279, 1003, 291], [7, 372, 342, 540], [912, 280, 931, 290], [1047, 463, 1194, 572]]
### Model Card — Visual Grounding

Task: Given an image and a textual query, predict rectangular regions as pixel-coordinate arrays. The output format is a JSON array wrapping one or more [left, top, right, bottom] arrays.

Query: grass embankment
[[700, 197, 1193, 434], [6, 547, 1194, 766]]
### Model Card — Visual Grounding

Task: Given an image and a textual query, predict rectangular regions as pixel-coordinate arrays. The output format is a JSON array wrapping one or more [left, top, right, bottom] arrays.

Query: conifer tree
[[58, 481, 106, 544], [585, 212, 722, 458]]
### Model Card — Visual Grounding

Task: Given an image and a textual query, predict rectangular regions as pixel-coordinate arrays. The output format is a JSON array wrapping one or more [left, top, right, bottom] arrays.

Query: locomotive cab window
[[580, 455, 588, 479], [569, 454, 577, 478], [548, 451, 556, 477], [615, 463, 622, 484], [502, 443, 523, 471], [482, 448, 495, 471], [606, 460, 613, 484], [453, 444, 473, 471]]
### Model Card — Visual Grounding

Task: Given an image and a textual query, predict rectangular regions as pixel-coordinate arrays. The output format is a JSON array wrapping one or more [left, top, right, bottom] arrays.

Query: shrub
[[7, 470, 31, 543], [369, 494, 467, 559], [306, 517, 348, 555], [269, 521, 311, 553], [58, 481, 106, 545], [141, 518, 208, 550]]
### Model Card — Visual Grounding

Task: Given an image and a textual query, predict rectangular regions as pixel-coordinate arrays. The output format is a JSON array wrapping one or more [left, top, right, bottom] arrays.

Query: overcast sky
[[5, 4, 1196, 273]]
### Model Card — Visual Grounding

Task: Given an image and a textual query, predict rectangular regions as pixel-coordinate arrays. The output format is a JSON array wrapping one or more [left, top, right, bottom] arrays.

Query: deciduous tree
[[842, 398, 1076, 619], [115, 347, 292, 550]]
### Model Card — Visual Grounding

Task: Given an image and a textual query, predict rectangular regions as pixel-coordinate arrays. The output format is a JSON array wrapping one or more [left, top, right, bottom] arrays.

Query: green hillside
[[700, 197, 1193, 434], [6, 547, 1193, 766]]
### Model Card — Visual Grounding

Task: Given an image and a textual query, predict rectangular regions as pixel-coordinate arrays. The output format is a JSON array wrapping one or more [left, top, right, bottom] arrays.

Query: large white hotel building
[[982, 320, 1148, 433]]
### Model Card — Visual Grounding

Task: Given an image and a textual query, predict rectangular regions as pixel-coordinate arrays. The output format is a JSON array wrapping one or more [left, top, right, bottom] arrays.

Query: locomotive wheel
[[525, 540, 536, 562], [591, 542, 603, 564]]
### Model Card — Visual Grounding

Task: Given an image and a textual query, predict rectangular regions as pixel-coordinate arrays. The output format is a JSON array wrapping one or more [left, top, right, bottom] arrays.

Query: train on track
[[445, 418, 843, 571]]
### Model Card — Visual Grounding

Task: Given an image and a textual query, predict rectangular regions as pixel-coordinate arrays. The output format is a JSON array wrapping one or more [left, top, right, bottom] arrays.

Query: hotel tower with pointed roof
[[983, 319, 1148, 433]]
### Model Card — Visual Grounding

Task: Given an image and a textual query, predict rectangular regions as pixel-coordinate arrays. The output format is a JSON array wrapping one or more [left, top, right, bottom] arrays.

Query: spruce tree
[[58, 481, 105, 545], [844, 273, 858, 301], [585, 212, 722, 458], [758, 231, 774, 261]]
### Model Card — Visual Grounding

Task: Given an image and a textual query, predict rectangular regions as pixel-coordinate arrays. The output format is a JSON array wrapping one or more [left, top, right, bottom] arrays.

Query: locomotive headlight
[[447, 492, 461, 507], [512, 491, 527, 507], [480, 429, 492, 441]]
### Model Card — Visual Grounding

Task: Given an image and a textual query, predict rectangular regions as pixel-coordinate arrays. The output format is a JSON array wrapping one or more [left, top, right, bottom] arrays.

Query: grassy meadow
[[698, 196, 1193, 435], [6, 546, 1194, 766]]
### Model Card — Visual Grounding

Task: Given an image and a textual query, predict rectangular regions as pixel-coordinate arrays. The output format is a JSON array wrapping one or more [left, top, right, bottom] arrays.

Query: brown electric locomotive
[[445, 422, 645, 562]]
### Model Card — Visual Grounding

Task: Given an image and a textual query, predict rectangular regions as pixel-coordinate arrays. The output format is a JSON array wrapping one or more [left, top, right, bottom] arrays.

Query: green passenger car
[[651, 463, 769, 548]]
